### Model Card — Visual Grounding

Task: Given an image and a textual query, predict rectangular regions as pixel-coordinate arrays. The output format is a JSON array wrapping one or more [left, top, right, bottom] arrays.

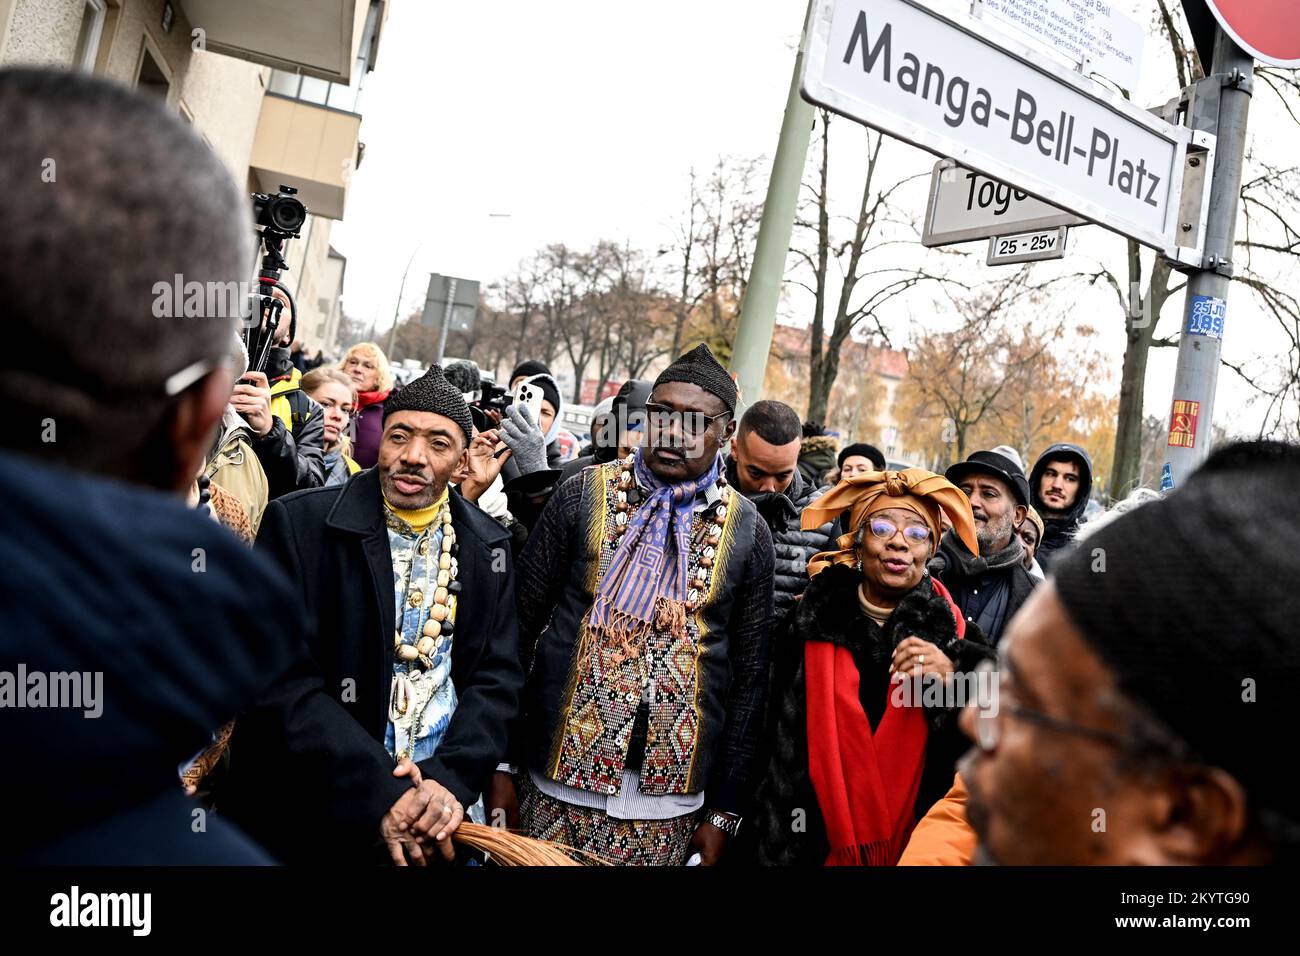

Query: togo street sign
[[923, 159, 1082, 246], [801, 0, 1210, 261]]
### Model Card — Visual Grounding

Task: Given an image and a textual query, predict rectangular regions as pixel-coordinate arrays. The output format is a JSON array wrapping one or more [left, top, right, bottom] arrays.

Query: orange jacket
[[898, 773, 976, 866]]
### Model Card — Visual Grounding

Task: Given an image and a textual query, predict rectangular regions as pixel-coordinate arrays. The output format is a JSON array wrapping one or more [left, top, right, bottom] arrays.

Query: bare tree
[[789, 111, 954, 425]]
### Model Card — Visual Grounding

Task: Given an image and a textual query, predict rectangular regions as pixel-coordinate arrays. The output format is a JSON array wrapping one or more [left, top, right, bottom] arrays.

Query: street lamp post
[[386, 239, 431, 358]]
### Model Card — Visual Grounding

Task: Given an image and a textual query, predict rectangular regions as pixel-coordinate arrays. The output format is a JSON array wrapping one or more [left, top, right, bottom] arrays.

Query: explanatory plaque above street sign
[[801, 0, 1199, 258]]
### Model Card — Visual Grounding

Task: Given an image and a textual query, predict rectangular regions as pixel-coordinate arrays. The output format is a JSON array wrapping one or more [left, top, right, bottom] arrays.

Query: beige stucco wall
[[0, 0, 83, 66], [1, 0, 267, 182], [282, 213, 338, 355]]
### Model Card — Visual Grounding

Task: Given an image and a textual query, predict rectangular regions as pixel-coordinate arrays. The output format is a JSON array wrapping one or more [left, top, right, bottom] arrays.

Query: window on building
[[73, 0, 107, 72], [266, 1, 383, 115], [135, 42, 169, 101]]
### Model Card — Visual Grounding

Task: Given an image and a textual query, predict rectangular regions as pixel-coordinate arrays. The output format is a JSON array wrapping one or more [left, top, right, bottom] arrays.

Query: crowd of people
[[4, 68, 1299, 869]]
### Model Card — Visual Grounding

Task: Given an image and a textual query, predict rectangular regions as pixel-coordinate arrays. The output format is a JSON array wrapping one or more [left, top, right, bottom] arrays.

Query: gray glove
[[500, 402, 548, 476]]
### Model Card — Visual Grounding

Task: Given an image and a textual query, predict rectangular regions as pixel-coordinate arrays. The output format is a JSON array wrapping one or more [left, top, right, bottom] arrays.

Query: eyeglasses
[[644, 402, 730, 438], [968, 661, 1190, 760], [867, 517, 932, 543]]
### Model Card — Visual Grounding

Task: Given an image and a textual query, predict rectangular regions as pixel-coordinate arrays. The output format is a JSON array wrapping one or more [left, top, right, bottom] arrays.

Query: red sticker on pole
[[1168, 399, 1202, 449], [1203, 1, 1300, 68]]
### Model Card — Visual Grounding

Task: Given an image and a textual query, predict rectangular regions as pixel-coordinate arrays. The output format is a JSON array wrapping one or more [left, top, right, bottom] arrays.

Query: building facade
[[0, 0, 383, 356], [764, 323, 917, 466]]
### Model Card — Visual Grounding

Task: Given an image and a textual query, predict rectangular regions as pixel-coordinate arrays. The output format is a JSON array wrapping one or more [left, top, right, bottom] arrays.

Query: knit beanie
[[1053, 446, 1300, 825], [510, 359, 550, 383], [838, 442, 886, 470], [383, 364, 473, 443], [652, 343, 737, 415]]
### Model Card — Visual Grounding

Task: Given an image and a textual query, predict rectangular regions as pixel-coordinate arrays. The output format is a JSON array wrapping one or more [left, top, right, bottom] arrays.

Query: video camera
[[243, 184, 307, 381]]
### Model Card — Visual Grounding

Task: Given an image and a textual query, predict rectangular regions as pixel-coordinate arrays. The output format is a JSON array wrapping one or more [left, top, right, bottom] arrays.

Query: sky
[[331, 0, 1298, 436]]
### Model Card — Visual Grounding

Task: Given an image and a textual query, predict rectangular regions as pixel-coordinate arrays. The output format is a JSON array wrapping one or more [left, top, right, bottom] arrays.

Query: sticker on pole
[[1159, 462, 1174, 492], [1167, 399, 1201, 449], [1185, 294, 1225, 339]]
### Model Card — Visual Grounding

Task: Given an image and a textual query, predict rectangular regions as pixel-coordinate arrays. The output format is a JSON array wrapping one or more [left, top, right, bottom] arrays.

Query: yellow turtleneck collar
[[383, 487, 449, 533]]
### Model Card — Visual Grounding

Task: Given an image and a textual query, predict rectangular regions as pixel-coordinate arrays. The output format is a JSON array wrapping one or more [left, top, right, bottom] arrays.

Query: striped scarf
[[586, 449, 721, 655]]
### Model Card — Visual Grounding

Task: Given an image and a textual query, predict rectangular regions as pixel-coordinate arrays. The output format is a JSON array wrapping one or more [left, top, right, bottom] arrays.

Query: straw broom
[[452, 822, 606, 866]]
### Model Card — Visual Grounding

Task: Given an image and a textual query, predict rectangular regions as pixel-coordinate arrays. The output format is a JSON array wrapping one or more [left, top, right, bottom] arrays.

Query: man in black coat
[[727, 400, 834, 614], [225, 366, 524, 865], [0, 68, 301, 863], [933, 450, 1038, 643]]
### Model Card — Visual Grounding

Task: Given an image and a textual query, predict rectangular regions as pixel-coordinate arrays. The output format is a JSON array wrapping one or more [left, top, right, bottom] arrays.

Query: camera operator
[[236, 286, 326, 499]]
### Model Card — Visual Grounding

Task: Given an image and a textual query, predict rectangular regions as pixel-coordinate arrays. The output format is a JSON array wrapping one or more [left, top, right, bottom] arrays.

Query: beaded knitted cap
[[1053, 444, 1300, 824], [383, 364, 473, 443], [652, 343, 737, 415]]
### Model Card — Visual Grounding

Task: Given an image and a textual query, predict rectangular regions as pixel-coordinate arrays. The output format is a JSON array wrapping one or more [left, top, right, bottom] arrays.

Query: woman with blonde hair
[[302, 367, 362, 487], [338, 342, 396, 468]]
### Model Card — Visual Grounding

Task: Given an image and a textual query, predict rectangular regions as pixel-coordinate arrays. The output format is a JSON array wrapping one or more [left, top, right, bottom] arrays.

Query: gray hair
[[0, 68, 253, 471]]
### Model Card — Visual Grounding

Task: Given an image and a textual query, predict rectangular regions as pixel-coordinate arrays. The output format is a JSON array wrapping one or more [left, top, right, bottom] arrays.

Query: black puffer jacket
[[727, 456, 834, 614], [250, 388, 325, 501], [744, 564, 994, 866]]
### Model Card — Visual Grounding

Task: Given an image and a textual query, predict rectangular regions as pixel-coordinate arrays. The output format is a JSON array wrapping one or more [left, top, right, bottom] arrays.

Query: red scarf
[[356, 387, 391, 409], [805, 577, 964, 866]]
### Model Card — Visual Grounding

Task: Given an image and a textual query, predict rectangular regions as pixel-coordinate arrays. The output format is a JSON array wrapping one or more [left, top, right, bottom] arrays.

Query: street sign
[[1201, 0, 1300, 69], [923, 159, 1082, 246], [986, 226, 1068, 265], [801, 0, 1207, 260], [421, 274, 479, 333], [976, 0, 1146, 91]]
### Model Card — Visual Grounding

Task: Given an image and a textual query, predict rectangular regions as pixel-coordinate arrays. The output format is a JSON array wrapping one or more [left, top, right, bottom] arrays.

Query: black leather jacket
[[250, 389, 325, 500]]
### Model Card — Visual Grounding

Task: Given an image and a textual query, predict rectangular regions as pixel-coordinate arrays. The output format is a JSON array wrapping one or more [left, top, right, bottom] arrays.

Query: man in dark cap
[[559, 378, 653, 484], [932, 450, 1038, 644], [508, 359, 551, 391], [1028, 442, 1094, 572], [224, 365, 524, 865], [960, 441, 1300, 864], [838, 442, 887, 481], [492, 343, 776, 865]]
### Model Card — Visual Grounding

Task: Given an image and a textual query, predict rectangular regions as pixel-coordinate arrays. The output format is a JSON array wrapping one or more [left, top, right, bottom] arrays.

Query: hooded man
[[495, 343, 776, 866], [960, 441, 1300, 865], [934, 450, 1039, 644], [1028, 442, 1094, 572], [727, 399, 834, 614], [224, 365, 524, 865]]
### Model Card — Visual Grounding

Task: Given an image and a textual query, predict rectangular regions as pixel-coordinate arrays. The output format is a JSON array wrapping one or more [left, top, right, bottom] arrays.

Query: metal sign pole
[[1163, 27, 1253, 486], [434, 277, 457, 368], [730, 0, 815, 409]]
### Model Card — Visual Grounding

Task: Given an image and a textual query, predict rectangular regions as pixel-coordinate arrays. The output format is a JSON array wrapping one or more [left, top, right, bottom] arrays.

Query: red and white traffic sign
[[1203, 1, 1300, 68]]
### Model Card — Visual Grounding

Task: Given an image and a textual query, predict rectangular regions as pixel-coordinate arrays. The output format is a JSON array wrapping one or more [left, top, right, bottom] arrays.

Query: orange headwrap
[[801, 468, 979, 578]]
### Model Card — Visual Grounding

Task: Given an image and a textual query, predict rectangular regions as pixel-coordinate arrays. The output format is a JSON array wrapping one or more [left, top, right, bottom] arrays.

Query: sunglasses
[[643, 402, 730, 438], [867, 517, 932, 543]]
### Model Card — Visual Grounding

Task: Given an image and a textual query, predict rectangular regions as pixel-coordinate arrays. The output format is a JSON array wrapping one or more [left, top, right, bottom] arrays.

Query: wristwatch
[[706, 810, 742, 838]]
